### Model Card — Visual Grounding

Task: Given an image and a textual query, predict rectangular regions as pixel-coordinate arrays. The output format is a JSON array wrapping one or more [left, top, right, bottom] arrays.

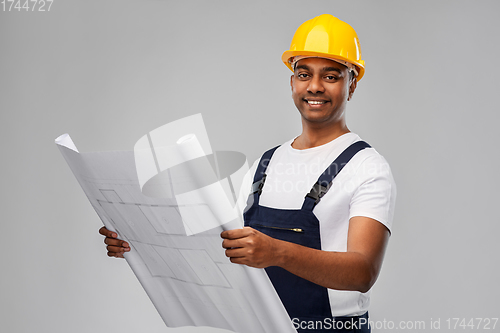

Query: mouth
[[303, 98, 329, 106]]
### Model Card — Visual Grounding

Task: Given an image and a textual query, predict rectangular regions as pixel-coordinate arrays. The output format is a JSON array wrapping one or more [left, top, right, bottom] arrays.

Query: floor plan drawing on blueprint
[[55, 114, 296, 333]]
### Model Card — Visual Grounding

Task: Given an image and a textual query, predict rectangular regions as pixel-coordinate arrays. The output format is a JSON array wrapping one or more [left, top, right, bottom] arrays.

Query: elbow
[[355, 265, 379, 293], [356, 279, 374, 294]]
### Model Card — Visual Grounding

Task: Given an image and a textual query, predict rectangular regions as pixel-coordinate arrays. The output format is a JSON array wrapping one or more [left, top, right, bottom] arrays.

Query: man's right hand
[[99, 226, 130, 258]]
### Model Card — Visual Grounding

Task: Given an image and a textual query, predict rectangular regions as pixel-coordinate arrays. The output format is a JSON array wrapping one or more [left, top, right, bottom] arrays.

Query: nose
[[307, 75, 325, 94], [307, 76, 325, 94]]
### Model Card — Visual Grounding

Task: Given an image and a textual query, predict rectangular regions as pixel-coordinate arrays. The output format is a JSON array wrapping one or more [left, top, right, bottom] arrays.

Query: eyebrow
[[295, 64, 342, 74], [322, 67, 342, 74]]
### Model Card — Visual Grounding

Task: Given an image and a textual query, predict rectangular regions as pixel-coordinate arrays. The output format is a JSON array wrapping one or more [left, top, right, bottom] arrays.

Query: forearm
[[221, 218, 388, 292], [275, 240, 376, 293]]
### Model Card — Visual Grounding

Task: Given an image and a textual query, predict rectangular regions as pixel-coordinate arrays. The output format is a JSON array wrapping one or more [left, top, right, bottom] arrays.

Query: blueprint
[[56, 114, 296, 333]]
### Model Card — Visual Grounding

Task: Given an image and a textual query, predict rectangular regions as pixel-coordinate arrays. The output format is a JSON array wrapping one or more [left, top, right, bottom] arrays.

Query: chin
[[299, 111, 331, 123], [302, 116, 331, 124]]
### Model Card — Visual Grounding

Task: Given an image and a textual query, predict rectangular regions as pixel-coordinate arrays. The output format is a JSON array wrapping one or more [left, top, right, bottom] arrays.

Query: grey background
[[1, 0, 499, 332]]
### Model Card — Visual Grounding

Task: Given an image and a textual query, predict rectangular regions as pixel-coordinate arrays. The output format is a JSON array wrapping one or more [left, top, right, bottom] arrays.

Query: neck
[[292, 118, 350, 150]]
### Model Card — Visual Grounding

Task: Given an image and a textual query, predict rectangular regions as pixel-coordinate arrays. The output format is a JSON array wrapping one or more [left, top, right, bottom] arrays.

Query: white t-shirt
[[240, 132, 397, 317]]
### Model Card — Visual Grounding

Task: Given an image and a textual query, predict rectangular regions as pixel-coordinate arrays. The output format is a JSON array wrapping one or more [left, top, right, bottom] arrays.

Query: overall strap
[[248, 145, 280, 206], [302, 141, 371, 211]]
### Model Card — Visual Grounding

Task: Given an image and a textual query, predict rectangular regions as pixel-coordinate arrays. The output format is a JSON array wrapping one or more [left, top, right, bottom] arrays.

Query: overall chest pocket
[[246, 205, 322, 250]]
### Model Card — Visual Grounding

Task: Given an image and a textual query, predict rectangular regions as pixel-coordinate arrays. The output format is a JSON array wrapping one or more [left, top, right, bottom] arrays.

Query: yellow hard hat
[[282, 14, 365, 81]]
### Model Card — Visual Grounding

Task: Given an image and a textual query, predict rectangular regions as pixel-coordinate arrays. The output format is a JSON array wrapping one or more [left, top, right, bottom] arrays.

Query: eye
[[324, 75, 338, 81], [297, 73, 310, 79]]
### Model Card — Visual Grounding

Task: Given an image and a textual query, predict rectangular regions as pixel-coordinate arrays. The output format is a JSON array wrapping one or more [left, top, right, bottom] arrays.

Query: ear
[[290, 74, 294, 92], [347, 77, 357, 101]]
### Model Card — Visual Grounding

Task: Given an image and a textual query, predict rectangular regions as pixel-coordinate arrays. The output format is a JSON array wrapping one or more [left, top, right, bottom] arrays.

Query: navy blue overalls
[[244, 141, 372, 333]]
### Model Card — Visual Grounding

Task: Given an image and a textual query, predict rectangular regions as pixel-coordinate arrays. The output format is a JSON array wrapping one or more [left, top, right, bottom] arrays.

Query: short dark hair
[[349, 70, 355, 81]]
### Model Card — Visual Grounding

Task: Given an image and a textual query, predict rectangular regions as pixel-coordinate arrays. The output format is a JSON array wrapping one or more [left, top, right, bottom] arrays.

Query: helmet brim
[[282, 50, 365, 81]]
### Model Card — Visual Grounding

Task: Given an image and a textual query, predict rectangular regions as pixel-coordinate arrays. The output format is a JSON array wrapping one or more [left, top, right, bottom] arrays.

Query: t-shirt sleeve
[[348, 154, 397, 234], [234, 158, 259, 215]]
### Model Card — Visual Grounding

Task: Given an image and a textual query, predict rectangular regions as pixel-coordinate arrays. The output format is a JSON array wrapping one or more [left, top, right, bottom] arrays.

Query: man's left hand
[[221, 227, 281, 268]]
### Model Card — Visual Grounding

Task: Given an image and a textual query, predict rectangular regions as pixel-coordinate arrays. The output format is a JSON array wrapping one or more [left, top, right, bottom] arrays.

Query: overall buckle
[[251, 174, 267, 195], [305, 181, 331, 205]]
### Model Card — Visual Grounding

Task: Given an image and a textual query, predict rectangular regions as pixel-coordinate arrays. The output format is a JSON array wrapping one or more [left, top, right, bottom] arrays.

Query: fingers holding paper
[[221, 227, 282, 269], [99, 226, 130, 258]]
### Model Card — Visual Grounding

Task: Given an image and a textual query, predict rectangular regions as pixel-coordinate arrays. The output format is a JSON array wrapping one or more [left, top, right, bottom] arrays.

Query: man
[[100, 14, 396, 333]]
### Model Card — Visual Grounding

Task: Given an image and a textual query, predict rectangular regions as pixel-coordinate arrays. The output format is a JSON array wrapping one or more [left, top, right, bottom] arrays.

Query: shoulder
[[353, 147, 393, 176], [353, 146, 395, 184], [345, 142, 397, 232], [249, 139, 292, 172], [328, 134, 395, 182]]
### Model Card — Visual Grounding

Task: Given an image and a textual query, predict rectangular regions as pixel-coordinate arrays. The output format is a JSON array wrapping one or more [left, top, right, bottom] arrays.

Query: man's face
[[290, 57, 356, 125]]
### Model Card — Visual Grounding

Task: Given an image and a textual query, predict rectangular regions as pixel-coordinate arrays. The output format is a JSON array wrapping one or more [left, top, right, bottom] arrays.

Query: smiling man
[[100, 14, 396, 333], [220, 15, 396, 333]]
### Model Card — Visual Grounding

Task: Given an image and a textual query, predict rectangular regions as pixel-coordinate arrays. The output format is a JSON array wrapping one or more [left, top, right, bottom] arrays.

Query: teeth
[[307, 100, 325, 105]]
